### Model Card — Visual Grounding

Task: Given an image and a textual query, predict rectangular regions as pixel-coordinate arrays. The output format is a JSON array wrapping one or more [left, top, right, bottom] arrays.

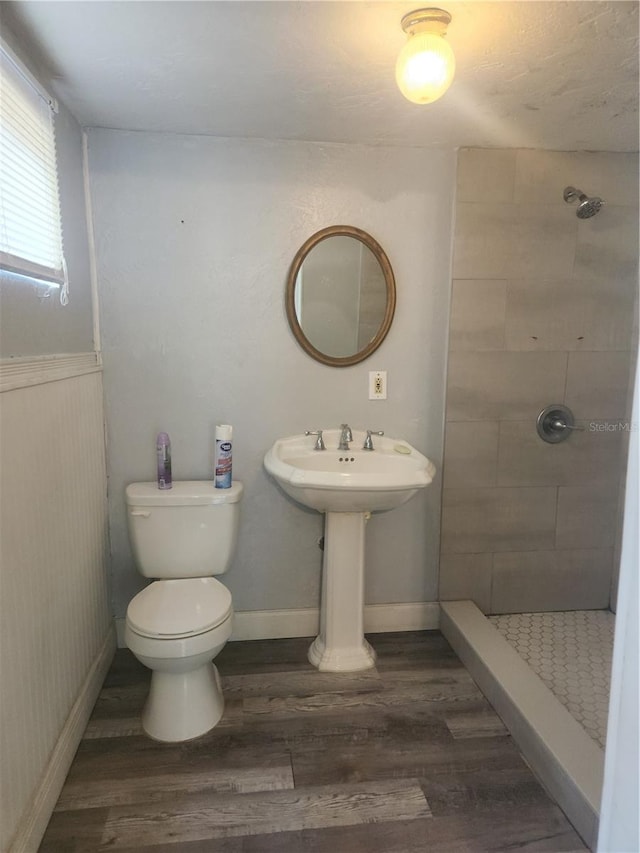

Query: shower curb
[[440, 600, 603, 851]]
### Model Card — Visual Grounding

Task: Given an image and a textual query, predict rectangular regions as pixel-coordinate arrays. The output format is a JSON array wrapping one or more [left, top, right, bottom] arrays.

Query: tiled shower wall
[[440, 149, 638, 615]]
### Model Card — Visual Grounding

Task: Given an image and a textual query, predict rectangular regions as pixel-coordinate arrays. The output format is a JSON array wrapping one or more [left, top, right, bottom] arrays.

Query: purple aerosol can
[[156, 432, 172, 489]]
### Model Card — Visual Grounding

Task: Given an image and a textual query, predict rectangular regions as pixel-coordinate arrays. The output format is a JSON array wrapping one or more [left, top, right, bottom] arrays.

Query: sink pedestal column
[[308, 511, 376, 672]]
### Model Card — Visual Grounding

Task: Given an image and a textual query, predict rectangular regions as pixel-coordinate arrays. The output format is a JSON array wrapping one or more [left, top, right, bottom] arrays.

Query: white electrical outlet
[[369, 370, 387, 400]]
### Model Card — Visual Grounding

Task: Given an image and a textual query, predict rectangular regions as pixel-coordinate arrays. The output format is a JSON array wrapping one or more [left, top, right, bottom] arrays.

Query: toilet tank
[[125, 481, 243, 579]]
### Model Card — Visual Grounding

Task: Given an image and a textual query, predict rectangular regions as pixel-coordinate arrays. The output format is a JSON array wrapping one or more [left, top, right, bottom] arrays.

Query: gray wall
[[0, 25, 94, 357], [87, 130, 455, 617], [440, 149, 639, 614]]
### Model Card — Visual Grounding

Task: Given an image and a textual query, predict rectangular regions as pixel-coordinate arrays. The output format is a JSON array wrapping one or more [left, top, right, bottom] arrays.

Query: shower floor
[[488, 610, 615, 749]]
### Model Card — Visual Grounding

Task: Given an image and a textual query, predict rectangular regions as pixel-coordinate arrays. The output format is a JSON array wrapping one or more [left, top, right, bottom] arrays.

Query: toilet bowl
[[125, 576, 233, 741], [124, 481, 243, 742]]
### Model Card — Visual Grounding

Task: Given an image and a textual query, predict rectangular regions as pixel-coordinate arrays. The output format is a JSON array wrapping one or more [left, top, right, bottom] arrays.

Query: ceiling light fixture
[[395, 7, 455, 105]]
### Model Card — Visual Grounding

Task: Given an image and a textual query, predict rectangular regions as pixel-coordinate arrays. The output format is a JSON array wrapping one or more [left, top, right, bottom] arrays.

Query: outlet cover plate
[[369, 370, 387, 400]]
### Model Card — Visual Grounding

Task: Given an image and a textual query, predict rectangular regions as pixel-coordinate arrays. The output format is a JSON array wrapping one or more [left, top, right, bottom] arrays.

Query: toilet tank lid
[[126, 480, 243, 506], [127, 577, 232, 638]]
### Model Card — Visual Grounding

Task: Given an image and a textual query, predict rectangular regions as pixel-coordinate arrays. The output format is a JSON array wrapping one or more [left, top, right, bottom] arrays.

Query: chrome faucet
[[363, 429, 384, 450], [305, 429, 325, 450], [338, 423, 353, 451]]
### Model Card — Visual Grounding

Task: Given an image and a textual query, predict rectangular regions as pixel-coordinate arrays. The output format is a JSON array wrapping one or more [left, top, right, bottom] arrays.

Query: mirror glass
[[286, 226, 396, 367]]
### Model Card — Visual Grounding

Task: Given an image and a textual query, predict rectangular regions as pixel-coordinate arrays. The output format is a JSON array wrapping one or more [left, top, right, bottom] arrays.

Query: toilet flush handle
[[130, 510, 151, 518]]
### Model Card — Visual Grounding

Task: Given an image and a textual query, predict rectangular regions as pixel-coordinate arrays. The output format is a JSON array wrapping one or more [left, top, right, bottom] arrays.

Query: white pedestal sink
[[264, 429, 436, 672]]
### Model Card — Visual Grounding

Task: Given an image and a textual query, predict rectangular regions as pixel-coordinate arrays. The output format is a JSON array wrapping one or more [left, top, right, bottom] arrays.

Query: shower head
[[563, 186, 604, 219]]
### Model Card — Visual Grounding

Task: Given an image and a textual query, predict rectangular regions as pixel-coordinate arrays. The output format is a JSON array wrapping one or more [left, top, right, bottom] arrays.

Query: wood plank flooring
[[39, 631, 587, 852]]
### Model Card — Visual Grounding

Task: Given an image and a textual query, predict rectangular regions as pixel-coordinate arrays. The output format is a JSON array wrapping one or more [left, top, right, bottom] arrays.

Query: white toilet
[[124, 480, 243, 742]]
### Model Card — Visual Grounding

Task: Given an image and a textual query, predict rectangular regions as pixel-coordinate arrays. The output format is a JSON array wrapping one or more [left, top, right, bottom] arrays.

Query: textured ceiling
[[3, 0, 639, 151]]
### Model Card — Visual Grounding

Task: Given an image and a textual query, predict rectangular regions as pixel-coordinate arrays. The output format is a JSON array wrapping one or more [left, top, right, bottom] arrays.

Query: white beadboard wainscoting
[[0, 355, 114, 853]]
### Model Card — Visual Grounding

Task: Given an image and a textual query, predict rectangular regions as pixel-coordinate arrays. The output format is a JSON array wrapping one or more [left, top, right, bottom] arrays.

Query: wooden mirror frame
[[285, 225, 396, 367]]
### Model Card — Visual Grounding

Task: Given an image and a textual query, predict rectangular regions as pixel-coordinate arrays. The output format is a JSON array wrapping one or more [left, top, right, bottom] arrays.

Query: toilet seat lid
[[127, 577, 232, 639]]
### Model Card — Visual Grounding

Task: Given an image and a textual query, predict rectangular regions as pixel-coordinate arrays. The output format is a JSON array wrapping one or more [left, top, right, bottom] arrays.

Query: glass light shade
[[395, 31, 455, 104]]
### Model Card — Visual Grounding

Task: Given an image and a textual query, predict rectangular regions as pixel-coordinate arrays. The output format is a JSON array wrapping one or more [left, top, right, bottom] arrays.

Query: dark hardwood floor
[[40, 631, 587, 852]]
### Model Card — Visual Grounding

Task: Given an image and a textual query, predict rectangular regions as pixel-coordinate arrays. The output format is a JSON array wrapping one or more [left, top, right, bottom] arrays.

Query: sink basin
[[264, 429, 435, 513]]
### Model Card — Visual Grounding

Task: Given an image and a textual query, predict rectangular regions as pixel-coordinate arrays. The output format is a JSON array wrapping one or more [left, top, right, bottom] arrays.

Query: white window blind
[[0, 40, 68, 303]]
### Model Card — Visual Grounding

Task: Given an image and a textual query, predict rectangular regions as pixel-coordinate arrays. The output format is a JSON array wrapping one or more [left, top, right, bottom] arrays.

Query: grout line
[[553, 484, 560, 550]]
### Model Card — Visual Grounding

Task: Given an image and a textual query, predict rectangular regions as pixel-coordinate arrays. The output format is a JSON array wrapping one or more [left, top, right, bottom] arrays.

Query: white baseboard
[[115, 602, 440, 647], [9, 626, 116, 853], [363, 602, 440, 634], [232, 607, 320, 641]]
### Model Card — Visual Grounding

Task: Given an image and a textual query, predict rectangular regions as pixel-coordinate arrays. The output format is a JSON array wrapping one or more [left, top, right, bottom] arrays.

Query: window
[[0, 38, 68, 304]]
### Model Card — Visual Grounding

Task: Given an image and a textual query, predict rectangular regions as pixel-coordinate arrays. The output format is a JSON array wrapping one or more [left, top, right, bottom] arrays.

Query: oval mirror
[[286, 226, 396, 367]]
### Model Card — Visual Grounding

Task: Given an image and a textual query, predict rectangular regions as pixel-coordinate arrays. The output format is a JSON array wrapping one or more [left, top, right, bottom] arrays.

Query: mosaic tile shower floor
[[489, 610, 615, 749]]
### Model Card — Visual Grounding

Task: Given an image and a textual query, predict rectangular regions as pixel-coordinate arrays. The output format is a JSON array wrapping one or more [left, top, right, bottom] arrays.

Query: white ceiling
[[4, 0, 639, 151]]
